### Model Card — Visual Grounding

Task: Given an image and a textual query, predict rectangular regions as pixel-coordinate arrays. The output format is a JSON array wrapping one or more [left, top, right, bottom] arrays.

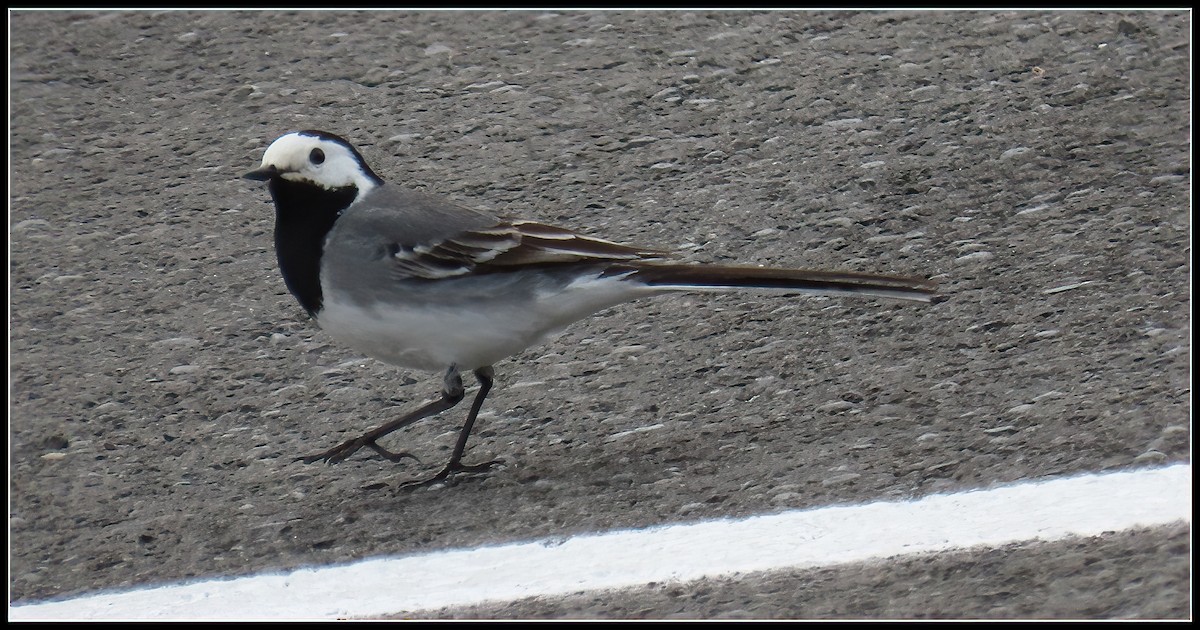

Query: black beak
[[243, 165, 282, 181]]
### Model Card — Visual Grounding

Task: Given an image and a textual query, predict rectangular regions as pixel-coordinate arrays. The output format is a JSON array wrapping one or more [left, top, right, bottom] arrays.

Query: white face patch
[[256, 133, 380, 194]]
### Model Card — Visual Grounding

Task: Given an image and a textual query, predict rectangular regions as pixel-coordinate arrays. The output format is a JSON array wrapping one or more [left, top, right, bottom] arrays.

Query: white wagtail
[[245, 130, 936, 487]]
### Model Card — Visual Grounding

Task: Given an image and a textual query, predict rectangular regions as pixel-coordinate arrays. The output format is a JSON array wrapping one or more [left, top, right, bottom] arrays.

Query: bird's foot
[[297, 435, 421, 465], [397, 458, 506, 489]]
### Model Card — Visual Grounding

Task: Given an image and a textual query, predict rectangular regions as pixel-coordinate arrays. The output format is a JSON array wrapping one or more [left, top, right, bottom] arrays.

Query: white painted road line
[[10, 464, 1190, 620]]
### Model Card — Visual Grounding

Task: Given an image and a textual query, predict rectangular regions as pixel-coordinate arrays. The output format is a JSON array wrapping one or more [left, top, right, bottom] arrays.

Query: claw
[[365, 441, 421, 464], [397, 458, 506, 490], [297, 436, 420, 465]]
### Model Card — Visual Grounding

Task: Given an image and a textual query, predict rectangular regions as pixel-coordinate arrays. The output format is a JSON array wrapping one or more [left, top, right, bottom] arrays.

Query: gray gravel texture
[[9, 9, 1191, 619]]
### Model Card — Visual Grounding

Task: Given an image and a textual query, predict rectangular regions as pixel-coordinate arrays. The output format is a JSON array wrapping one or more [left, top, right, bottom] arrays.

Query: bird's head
[[244, 130, 384, 194]]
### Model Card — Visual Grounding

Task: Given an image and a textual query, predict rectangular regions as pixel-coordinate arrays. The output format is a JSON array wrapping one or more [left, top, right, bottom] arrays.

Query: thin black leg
[[399, 365, 505, 488], [298, 366, 465, 465], [449, 366, 494, 468]]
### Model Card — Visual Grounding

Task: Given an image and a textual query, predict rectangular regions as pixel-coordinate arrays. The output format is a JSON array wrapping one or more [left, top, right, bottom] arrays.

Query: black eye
[[309, 148, 325, 165]]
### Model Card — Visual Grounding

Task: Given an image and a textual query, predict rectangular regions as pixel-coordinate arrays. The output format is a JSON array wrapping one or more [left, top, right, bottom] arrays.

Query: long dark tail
[[616, 263, 937, 302]]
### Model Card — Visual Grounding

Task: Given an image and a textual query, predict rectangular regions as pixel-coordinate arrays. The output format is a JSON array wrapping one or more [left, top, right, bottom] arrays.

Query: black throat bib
[[269, 177, 358, 317]]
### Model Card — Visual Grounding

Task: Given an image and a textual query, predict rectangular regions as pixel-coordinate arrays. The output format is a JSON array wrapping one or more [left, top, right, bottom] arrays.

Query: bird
[[244, 129, 937, 488]]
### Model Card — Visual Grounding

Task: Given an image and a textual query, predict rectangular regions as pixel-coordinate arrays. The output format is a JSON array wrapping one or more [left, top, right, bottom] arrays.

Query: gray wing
[[327, 185, 670, 281]]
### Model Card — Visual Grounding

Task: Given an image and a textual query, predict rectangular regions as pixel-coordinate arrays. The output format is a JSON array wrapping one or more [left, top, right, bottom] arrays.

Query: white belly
[[317, 273, 650, 372]]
